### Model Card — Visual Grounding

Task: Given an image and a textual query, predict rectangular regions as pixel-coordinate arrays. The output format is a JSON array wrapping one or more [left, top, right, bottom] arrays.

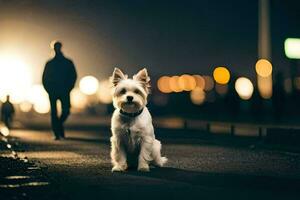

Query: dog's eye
[[134, 89, 140, 94], [120, 88, 126, 94]]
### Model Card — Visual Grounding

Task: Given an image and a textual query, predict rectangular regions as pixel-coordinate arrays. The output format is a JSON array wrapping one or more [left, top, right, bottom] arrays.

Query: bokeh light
[[71, 88, 88, 110], [203, 76, 214, 91], [157, 74, 213, 93], [27, 85, 50, 114], [235, 77, 254, 100], [257, 76, 272, 99], [157, 76, 172, 93], [0, 126, 10, 137], [79, 76, 99, 95], [169, 76, 182, 92], [255, 59, 272, 77], [284, 38, 300, 59], [190, 87, 206, 105], [97, 79, 113, 104], [0, 55, 32, 103], [178, 74, 196, 91], [19, 101, 32, 113], [193, 75, 205, 89], [213, 67, 230, 84]]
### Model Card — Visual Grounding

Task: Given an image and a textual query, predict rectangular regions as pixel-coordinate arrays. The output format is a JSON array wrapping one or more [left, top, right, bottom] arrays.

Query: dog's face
[[110, 68, 150, 113]]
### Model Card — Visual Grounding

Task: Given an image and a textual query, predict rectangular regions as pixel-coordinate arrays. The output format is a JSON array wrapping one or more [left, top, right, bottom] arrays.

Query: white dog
[[110, 68, 167, 172]]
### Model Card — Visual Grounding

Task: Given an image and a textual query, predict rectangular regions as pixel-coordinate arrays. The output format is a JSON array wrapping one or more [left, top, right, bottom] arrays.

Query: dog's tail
[[152, 139, 168, 167]]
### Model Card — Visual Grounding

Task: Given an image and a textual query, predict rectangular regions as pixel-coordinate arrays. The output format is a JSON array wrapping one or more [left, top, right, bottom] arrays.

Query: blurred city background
[[0, 1, 299, 132]]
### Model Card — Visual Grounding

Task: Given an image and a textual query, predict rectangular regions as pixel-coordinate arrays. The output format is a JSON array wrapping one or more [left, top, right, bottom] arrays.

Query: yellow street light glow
[[213, 67, 230, 84], [19, 101, 32, 113], [255, 59, 272, 77], [235, 77, 254, 100], [178, 74, 196, 91], [0, 55, 33, 104], [71, 88, 88, 110], [97, 79, 113, 104], [79, 76, 99, 95], [169, 76, 182, 92], [284, 38, 300, 59], [157, 76, 172, 93], [190, 87, 206, 105], [27, 85, 50, 114]]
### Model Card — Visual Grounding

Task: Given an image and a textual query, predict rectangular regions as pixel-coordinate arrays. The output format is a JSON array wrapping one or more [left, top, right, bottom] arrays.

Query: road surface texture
[[1, 128, 300, 200]]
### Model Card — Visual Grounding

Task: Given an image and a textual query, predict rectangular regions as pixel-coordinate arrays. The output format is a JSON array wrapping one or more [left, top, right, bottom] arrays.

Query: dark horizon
[[0, 0, 299, 82]]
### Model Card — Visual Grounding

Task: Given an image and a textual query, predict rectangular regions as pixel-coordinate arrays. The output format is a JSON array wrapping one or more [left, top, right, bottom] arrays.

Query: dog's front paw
[[112, 164, 127, 172], [157, 157, 168, 167], [138, 167, 150, 172], [138, 163, 150, 172]]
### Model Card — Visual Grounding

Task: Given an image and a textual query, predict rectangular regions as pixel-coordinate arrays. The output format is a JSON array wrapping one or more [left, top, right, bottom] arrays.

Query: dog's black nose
[[127, 96, 133, 102]]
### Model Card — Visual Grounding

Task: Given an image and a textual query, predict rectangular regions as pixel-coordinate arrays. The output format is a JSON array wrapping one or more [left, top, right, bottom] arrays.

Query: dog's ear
[[133, 68, 151, 92], [110, 67, 127, 86]]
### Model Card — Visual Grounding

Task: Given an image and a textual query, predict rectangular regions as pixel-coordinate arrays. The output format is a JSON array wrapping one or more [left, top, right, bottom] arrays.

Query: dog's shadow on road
[[125, 167, 300, 191]]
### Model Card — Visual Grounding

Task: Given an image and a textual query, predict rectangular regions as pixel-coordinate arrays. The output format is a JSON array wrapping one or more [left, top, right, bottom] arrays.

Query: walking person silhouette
[[42, 41, 77, 140], [1, 95, 15, 129]]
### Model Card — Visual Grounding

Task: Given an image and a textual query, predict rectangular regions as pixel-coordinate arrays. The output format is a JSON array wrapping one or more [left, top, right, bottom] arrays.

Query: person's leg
[[58, 93, 71, 138], [4, 116, 9, 128], [49, 95, 60, 139], [7, 116, 13, 129]]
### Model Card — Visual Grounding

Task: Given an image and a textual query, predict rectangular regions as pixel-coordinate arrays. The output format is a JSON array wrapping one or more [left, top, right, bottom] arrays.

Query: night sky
[[0, 0, 299, 83]]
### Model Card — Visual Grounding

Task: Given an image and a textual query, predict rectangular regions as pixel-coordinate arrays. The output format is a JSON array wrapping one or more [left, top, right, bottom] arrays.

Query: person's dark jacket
[[42, 54, 77, 96], [1, 101, 15, 118]]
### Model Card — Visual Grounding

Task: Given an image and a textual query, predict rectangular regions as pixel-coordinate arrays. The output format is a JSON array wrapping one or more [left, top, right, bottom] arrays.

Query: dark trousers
[[2, 115, 13, 129], [49, 93, 71, 138]]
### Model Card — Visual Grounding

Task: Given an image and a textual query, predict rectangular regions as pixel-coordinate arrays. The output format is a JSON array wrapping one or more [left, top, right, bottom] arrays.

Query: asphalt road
[[4, 129, 300, 200]]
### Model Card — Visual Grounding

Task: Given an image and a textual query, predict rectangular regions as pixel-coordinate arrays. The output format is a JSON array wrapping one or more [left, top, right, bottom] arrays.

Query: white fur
[[110, 68, 168, 172]]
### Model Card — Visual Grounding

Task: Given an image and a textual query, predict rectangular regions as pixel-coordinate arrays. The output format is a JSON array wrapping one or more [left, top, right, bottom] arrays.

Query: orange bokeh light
[[255, 59, 272, 77], [178, 74, 196, 91], [169, 76, 182, 92], [190, 87, 206, 105], [213, 67, 230, 84], [193, 75, 205, 89], [157, 76, 172, 93]]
